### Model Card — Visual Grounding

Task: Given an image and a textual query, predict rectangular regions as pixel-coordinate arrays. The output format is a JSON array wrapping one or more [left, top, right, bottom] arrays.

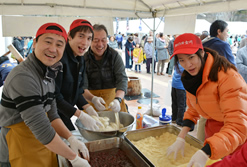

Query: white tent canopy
[[1, 0, 247, 18], [1, 0, 247, 36]]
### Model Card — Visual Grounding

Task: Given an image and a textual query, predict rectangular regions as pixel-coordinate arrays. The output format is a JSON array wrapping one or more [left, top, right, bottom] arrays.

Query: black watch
[[114, 97, 122, 104]]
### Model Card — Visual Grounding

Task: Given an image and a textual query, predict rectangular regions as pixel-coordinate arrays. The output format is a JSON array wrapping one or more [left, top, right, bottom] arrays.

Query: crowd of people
[[0, 18, 247, 167]]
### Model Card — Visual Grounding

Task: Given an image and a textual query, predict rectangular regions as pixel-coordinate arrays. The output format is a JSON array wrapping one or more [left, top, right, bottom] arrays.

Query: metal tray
[[58, 137, 151, 167], [124, 125, 203, 166]]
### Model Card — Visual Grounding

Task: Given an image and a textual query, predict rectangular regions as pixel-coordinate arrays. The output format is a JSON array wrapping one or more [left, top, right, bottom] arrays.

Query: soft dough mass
[[91, 116, 124, 131], [131, 132, 199, 167]]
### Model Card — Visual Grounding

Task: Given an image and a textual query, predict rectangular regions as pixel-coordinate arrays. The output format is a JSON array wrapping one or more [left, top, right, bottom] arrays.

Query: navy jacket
[[55, 43, 88, 130], [203, 37, 236, 66]]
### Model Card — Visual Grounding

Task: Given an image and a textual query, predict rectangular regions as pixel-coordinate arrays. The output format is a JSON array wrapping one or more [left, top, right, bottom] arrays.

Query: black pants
[[146, 58, 156, 73], [117, 41, 122, 49], [171, 87, 186, 125]]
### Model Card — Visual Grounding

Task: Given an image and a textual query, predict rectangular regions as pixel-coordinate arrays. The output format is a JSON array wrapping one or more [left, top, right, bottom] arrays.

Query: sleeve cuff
[[201, 143, 212, 157], [182, 119, 195, 131]]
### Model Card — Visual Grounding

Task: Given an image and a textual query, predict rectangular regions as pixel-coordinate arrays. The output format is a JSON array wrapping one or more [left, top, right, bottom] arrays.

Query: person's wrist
[[79, 111, 85, 119], [114, 97, 122, 104], [92, 96, 96, 102]]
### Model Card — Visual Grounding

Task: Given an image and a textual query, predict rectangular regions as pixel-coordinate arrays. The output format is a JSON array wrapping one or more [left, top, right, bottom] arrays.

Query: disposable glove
[[69, 154, 91, 167], [109, 99, 121, 112], [67, 135, 89, 161], [167, 137, 185, 160], [92, 96, 106, 111], [187, 150, 209, 167], [85, 105, 99, 117], [79, 111, 103, 131]]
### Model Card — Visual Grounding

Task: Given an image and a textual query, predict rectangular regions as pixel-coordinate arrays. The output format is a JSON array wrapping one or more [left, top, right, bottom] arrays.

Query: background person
[[167, 34, 179, 77], [236, 38, 247, 83], [0, 55, 17, 87], [125, 36, 136, 71], [0, 23, 90, 167], [156, 32, 169, 76], [144, 36, 156, 74], [55, 19, 102, 131], [203, 20, 236, 66], [133, 43, 144, 73], [167, 33, 247, 167], [115, 32, 123, 49], [83, 24, 128, 113], [108, 36, 118, 49], [171, 63, 186, 126], [12, 36, 25, 58]]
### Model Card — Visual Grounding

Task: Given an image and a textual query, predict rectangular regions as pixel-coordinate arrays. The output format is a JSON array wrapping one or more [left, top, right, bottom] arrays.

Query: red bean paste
[[89, 148, 135, 167]]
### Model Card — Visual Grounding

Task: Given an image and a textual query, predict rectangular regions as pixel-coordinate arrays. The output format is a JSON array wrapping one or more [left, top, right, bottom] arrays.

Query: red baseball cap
[[69, 19, 93, 32], [170, 33, 203, 59], [36, 23, 67, 42]]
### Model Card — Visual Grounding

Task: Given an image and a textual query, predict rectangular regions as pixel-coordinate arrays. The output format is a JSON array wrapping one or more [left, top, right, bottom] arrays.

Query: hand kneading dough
[[131, 132, 220, 167], [91, 116, 124, 131]]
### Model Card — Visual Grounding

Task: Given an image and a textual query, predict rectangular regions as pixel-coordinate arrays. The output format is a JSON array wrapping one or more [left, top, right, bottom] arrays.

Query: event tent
[[1, 0, 247, 36]]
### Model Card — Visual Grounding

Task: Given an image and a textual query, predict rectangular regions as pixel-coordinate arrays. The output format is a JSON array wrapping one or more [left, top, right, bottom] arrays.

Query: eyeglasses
[[93, 38, 107, 43]]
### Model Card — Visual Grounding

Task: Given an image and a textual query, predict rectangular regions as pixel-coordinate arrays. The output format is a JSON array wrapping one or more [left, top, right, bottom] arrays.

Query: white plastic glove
[[79, 111, 103, 131], [92, 96, 106, 111], [187, 150, 209, 167], [67, 136, 90, 161], [85, 105, 99, 117], [109, 99, 121, 112], [167, 137, 185, 160], [69, 154, 91, 167]]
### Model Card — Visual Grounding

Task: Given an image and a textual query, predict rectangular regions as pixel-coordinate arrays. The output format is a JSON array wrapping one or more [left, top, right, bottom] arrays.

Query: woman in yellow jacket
[[133, 43, 144, 73], [167, 33, 247, 167]]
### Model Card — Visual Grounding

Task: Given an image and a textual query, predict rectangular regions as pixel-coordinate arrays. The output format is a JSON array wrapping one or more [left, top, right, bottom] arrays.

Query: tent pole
[[151, 10, 156, 116]]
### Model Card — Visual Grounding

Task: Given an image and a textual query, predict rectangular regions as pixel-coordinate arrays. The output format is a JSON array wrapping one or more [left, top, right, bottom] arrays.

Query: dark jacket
[[84, 46, 127, 93], [168, 39, 175, 55], [0, 57, 16, 87], [55, 43, 88, 130], [203, 37, 236, 66], [12, 37, 24, 57]]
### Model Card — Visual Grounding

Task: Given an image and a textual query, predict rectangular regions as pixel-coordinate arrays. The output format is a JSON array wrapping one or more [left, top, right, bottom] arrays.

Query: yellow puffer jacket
[[133, 48, 144, 64], [183, 53, 247, 160]]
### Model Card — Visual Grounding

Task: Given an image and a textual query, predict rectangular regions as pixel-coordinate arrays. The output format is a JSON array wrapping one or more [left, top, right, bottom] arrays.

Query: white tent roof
[[1, 0, 247, 18], [1, 0, 247, 36]]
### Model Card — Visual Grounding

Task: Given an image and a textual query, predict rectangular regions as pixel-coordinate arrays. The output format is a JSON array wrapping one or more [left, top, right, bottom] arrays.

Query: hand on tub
[[79, 111, 103, 131], [187, 150, 208, 167], [109, 100, 120, 113], [166, 137, 185, 159], [85, 105, 99, 117], [69, 154, 90, 167], [67, 135, 90, 161], [92, 96, 106, 111]]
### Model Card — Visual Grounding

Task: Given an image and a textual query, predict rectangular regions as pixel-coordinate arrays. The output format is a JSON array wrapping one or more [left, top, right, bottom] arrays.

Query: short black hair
[[159, 32, 163, 38], [210, 20, 228, 37], [93, 24, 108, 37], [36, 25, 63, 42]]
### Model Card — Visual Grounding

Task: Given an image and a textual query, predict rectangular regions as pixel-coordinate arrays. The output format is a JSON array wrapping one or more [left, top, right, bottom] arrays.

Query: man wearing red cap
[[55, 19, 103, 131], [0, 23, 90, 167]]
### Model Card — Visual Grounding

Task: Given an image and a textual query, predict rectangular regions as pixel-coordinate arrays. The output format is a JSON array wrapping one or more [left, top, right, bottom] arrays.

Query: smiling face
[[68, 29, 93, 57], [177, 51, 204, 76], [33, 33, 66, 67], [91, 29, 108, 60]]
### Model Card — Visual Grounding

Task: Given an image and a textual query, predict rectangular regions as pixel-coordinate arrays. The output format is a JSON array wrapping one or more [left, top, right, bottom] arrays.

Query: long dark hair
[[174, 47, 237, 82]]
